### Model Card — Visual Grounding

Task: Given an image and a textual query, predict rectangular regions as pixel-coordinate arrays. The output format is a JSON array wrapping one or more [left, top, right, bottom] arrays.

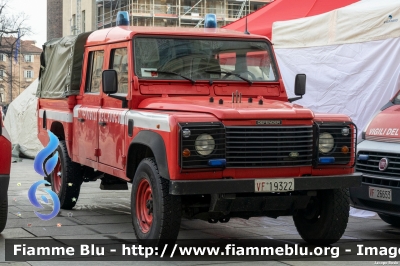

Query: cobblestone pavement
[[1, 159, 399, 265]]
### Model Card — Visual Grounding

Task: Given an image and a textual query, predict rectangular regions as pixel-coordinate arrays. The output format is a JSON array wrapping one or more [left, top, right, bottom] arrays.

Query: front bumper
[[350, 181, 400, 217], [0, 174, 10, 201], [169, 173, 362, 195]]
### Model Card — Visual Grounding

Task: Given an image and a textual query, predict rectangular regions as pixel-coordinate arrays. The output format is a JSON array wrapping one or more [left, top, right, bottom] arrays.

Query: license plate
[[255, 178, 294, 192], [369, 186, 392, 202]]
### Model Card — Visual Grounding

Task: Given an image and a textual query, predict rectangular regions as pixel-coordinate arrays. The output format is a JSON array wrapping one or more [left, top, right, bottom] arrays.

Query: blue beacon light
[[116, 11, 130, 26], [208, 159, 226, 167], [358, 154, 369, 161], [319, 157, 335, 164], [204, 14, 217, 28]]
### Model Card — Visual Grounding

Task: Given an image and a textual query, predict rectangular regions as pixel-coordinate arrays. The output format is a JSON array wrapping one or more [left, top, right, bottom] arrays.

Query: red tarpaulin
[[222, 0, 359, 40]]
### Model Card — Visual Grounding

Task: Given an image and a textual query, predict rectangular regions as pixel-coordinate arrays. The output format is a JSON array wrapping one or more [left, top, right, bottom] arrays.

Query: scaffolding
[[70, 0, 82, 35], [76, 0, 82, 34], [96, 0, 271, 29]]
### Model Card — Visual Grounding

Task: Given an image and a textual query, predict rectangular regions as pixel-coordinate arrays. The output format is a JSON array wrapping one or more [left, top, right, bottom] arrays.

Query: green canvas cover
[[37, 32, 92, 98]]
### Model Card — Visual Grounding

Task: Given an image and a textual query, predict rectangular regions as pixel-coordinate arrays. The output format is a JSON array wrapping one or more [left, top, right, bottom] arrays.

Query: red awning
[[222, 0, 359, 40]]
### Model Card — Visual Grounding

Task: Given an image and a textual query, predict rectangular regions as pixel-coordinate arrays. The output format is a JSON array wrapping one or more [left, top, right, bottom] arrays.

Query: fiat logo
[[379, 158, 389, 171]]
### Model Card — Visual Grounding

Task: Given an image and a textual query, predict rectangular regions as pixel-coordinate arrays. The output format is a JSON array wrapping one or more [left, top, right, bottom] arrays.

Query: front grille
[[225, 126, 313, 168], [362, 175, 400, 188], [316, 123, 356, 166], [180, 122, 225, 169], [356, 151, 400, 179]]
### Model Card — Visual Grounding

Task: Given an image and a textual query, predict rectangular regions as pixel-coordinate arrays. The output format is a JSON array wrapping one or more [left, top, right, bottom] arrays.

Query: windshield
[[394, 90, 400, 105], [134, 37, 278, 82]]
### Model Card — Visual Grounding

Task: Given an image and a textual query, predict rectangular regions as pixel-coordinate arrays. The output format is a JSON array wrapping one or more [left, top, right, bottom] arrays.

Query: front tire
[[0, 197, 7, 233], [131, 158, 181, 245], [378, 213, 400, 227], [51, 140, 83, 210], [293, 189, 349, 245]]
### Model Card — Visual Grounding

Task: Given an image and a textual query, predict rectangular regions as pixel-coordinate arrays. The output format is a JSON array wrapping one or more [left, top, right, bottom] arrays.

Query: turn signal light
[[182, 148, 191, 157], [341, 146, 349, 154]]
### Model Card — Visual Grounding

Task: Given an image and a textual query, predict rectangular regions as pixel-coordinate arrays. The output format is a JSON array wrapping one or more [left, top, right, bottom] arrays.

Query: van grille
[[225, 126, 314, 168], [356, 151, 400, 179]]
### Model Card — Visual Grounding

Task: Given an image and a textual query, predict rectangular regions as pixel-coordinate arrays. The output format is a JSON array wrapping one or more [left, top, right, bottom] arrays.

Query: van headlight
[[319, 132, 334, 154], [195, 134, 215, 156]]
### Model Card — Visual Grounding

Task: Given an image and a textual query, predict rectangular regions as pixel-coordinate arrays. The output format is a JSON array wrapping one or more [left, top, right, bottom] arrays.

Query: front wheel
[[51, 140, 83, 210], [131, 158, 181, 245], [293, 189, 350, 245], [378, 213, 400, 227]]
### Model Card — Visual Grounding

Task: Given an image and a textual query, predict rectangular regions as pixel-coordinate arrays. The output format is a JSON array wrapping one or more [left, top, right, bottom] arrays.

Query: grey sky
[[9, 0, 46, 48]]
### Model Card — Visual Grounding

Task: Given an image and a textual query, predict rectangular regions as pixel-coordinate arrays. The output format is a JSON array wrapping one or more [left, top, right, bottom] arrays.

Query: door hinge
[[94, 148, 101, 157]]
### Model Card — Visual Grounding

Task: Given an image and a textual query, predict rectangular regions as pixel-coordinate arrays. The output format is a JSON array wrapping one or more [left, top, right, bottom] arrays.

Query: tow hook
[[219, 217, 230, 223], [208, 218, 218, 223]]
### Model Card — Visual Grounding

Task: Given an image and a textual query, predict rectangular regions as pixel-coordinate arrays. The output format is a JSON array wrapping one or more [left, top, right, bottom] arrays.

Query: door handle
[[77, 118, 85, 122], [98, 121, 107, 126]]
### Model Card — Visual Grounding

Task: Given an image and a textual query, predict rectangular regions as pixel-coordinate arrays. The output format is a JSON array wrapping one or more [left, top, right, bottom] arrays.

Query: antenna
[[244, 0, 250, 35]]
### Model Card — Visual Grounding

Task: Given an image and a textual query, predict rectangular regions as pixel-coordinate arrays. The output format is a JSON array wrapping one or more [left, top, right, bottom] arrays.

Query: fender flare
[[127, 130, 170, 179]]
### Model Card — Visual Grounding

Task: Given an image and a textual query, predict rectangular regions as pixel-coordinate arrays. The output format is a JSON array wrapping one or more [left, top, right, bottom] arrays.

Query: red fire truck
[[0, 106, 11, 233], [350, 90, 400, 226], [36, 14, 361, 244]]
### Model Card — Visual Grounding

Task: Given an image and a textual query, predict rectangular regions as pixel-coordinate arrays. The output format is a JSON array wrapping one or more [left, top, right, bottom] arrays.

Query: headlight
[[195, 134, 215, 156], [319, 132, 334, 154], [341, 127, 350, 136]]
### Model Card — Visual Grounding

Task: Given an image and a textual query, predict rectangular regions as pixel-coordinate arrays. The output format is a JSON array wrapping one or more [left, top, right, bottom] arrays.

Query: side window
[[85, 50, 104, 93], [109, 48, 128, 94]]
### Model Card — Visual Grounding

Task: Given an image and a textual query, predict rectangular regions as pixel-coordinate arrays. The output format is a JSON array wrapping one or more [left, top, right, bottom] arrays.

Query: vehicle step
[[100, 181, 128, 190]]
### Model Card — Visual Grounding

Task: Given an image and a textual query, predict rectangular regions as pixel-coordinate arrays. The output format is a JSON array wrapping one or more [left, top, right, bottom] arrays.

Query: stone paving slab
[[199, 228, 261, 238], [1, 159, 400, 265], [73, 215, 131, 225], [22, 225, 101, 237], [240, 226, 300, 237]]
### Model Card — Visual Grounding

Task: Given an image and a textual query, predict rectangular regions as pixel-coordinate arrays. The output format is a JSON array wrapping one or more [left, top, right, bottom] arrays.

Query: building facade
[[0, 38, 42, 104], [47, 0, 64, 40], [63, 0, 97, 36], [62, 0, 271, 36]]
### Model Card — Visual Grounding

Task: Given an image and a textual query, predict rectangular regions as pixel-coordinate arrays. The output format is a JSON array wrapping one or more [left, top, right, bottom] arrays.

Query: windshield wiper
[[145, 70, 195, 84], [205, 70, 252, 85]]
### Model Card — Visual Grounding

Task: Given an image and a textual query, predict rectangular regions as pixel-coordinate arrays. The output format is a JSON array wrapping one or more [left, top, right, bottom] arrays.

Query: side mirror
[[288, 74, 306, 103], [102, 70, 118, 94], [102, 70, 128, 108], [294, 74, 306, 96]]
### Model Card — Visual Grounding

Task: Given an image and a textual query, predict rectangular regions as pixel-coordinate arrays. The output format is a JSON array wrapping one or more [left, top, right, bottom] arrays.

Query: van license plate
[[369, 186, 392, 201], [255, 179, 294, 192]]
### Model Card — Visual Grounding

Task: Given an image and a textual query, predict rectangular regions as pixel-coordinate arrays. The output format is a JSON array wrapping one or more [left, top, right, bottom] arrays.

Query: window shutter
[[24, 55, 34, 62], [24, 70, 34, 79]]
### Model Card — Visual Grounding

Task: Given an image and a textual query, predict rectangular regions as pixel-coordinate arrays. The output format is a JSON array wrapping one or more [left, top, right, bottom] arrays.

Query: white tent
[[272, 0, 400, 138], [4, 79, 43, 158]]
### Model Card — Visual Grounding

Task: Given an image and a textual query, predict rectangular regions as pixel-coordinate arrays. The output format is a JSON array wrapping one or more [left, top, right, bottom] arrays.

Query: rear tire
[[131, 158, 181, 245], [293, 189, 349, 245], [0, 198, 7, 233], [51, 140, 83, 210], [378, 214, 400, 227]]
